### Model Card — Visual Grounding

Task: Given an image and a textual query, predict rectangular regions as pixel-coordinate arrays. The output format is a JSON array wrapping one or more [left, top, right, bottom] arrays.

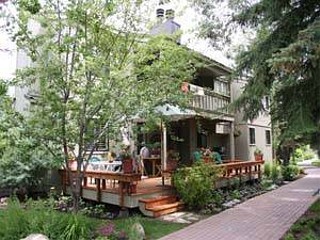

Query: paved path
[[160, 167, 320, 240]]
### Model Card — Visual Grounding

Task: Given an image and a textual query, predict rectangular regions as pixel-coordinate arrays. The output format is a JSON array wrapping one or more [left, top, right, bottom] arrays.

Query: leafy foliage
[[282, 199, 320, 240], [8, 0, 196, 209], [293, 145, 315, 161], [194, 0, 320, 154], [173, 162, 221, 209], [263, 162, 281, 183], [263, 162, 272, 179], [0, 81, 55, 193], [0, 198, 97, 240], [281, 165, 300, 181]]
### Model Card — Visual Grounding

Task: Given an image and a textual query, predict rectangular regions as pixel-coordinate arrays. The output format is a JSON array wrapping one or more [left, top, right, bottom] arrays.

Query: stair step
[[147, 201, 184, 218], [139, 195, 177, 209], [146, 201, 183, 211]]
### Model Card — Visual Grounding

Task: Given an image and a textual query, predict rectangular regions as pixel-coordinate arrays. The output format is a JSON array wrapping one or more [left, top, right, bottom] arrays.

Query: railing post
[[258, 164, 262, 179], [249, 165, 252, 181]]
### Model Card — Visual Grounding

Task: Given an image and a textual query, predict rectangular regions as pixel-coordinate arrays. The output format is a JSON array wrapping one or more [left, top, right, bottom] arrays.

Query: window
[[214, 80, 230, 96], [263, 96, 270, 110], [265, 130, 271, 145], [86, 124, 108, 151], [249, 128, 256, 145]]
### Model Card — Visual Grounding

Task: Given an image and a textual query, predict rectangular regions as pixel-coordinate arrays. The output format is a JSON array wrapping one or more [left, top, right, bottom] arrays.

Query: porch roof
[[155, 104, 196, 121]]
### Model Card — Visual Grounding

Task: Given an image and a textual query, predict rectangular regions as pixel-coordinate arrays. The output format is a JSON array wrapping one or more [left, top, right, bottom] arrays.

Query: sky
[[0, 0, 236, 87]]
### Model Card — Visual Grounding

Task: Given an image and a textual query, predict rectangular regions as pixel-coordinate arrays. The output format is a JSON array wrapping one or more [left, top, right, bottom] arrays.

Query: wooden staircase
[[139, 195, 184, 218]]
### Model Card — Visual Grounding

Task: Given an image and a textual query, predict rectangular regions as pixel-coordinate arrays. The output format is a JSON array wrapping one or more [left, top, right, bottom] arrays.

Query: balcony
[[189, 84, 230, 114]]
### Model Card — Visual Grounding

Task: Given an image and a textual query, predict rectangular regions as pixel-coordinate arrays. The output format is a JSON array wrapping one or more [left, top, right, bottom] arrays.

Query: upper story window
[[86, 124, 108, 151], [265, 130, 271, 145], [249, 127, 256, 145], [263, 96, 270, 111], [214, 80, 230, 96]]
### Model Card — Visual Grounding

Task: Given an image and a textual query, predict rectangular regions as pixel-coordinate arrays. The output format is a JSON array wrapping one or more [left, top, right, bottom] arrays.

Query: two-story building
[[11, 2, 272, 165]]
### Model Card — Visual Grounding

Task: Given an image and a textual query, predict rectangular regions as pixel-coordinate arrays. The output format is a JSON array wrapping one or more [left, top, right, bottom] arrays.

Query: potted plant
[[167, 150, 180, 171], [121, 151, 133, 174], [130, 182, 137, 194], [254, 148, 263, 161]]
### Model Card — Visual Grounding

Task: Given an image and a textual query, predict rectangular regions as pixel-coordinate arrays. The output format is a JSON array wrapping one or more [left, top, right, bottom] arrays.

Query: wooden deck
[[60, 160, 264, 208]]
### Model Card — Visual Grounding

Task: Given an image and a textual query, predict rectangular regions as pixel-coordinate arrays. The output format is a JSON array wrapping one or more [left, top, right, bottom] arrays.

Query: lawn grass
[[281, 198, 320, 240], [0, 204, 186, 240], [113, 216, 187, 239]]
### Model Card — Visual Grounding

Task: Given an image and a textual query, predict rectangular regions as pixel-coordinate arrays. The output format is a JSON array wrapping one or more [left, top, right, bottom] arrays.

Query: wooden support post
[[61, 171, 67, 193], [83, 177, 87, 187], [119, 181, 124, 208], [258, 165, 262, 179], [96, 178, 101, 202], [249, 166, 252, 181], [102, 179, 106, 190]]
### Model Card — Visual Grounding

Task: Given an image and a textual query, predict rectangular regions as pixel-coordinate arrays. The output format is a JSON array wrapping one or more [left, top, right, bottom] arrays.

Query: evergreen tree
[[195, 0, 320, 158]]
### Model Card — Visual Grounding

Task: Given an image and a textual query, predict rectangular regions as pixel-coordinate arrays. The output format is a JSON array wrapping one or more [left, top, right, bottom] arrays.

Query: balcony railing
[[189, 84, 230, 114]]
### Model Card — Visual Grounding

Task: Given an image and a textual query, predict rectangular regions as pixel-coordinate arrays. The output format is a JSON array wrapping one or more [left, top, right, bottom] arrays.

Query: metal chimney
[[165, 9, 175, 20], [156, 8, 164, 19]]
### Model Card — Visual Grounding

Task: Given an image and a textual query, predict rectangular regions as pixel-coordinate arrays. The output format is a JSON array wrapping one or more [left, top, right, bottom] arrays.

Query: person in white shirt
[[139, 142, 149, 175], [139, 142, 150, 158]]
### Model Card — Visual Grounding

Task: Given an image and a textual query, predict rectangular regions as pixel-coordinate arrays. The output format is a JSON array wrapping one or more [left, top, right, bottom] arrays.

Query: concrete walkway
[[160, 167, 320, 240]]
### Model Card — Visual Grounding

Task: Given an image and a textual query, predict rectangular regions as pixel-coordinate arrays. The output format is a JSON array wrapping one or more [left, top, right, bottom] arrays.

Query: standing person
[[139, 142, 150, 159], [139, 142, 149, 176]]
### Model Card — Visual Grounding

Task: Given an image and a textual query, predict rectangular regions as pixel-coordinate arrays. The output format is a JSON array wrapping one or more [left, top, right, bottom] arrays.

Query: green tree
[[10, 0, 195, 210], [0, 81, 55, 195], [194, 0, 320, 160]]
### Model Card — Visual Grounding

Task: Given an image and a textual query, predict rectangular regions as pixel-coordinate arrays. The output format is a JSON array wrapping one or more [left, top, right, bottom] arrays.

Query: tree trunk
[[276, 146, 291, 166], [67, 158, 83, 213], [70, 173, 82, 212]]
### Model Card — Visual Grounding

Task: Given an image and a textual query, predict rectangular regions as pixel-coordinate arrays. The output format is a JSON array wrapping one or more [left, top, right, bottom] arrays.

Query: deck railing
[[59, 160, 264, 207], [189, 84, 230, 113], [217, 160, 264, 186], [59, 169, 141, 207]]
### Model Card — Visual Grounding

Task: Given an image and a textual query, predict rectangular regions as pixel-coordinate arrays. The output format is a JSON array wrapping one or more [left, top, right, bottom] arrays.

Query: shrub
[[262, 162, 282, 183], [281, 165, 300, 181], [211, 190, 223, 207], [173, 162, 220, 209], [0, 198, 97, 240], [264, 162, 272, 178], [304, 152, 315, 160], [293, 145, 315, 161], [260, 177, 273, 190], [270, 164, 281, 183]]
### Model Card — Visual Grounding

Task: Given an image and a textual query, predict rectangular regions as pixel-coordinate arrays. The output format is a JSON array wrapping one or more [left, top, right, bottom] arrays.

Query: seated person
[[193, 148, 202, 162], [203, 147, 212, 157], [211, 151, 222, 164]]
